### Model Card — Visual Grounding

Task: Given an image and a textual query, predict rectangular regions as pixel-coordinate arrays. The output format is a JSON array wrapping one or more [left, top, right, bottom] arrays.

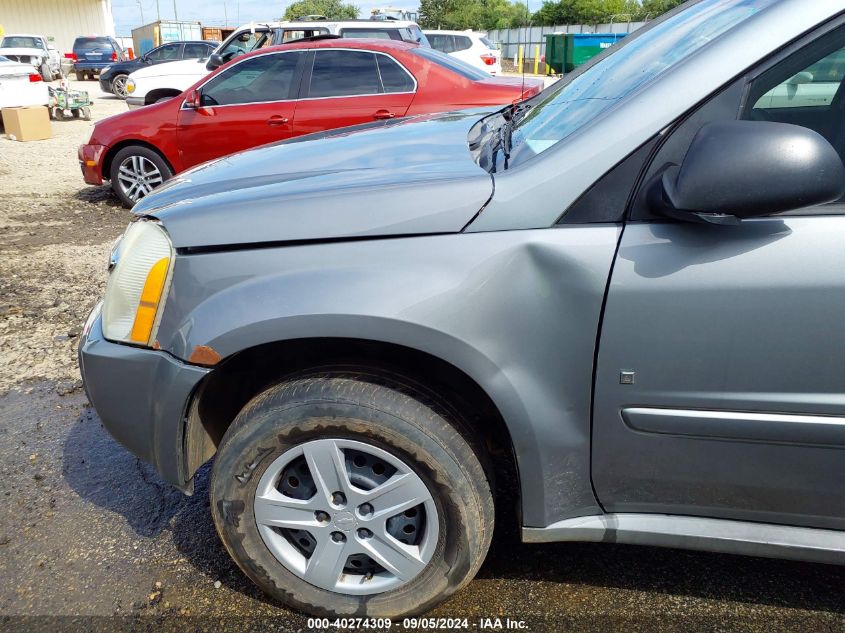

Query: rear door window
[[307, 49, 381, 97], [184, 42, 212, 58], [427, 34, 455, 53], [280, 29, 330, 42], [453, 35, 472, 52], [339, 29, 398, 41], [146, 43, 181, 61]]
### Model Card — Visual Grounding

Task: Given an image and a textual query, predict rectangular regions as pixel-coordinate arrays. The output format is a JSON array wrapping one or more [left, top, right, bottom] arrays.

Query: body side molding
[[523, 514, 845, 565]]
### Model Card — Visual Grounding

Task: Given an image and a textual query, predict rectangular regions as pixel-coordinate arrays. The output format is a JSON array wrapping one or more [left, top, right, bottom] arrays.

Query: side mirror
[[787, 71, 813, 85], [206, 52, 225, 71], [184, 88, 200, 108], [651, 120, 845, 223]]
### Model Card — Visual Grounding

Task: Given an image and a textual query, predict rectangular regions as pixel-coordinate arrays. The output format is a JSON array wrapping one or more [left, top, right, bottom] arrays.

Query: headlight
[[126, 78, 136, 93], [101, 221, 173, 346]]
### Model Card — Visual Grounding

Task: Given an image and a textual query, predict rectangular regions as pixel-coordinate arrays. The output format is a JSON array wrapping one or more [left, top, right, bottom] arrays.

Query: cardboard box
[[2, 106, 52, 142]]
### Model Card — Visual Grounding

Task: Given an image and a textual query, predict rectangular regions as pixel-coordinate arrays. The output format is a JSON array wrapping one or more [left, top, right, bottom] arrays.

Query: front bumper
[[78, 302, 210, 491], [78, 143, 106, 185], [98, 76, 113, 94]]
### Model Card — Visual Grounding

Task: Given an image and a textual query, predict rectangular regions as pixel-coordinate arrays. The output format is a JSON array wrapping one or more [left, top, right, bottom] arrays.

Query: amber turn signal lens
[[129, 256, 170, 344]]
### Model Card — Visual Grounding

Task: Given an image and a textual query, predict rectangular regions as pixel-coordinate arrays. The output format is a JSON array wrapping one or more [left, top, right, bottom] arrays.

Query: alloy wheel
[[112, 75, 129, 98], [116, 155, 163, 202], [254, 438, 439, 595]]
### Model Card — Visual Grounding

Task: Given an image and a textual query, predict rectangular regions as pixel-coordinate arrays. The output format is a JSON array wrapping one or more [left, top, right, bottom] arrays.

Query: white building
[[0, 0, 116, 54]]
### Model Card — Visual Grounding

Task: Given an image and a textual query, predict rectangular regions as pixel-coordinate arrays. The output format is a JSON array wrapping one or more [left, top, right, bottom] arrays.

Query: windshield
[[412, 47, 491, 80], [2, 36, 44, 49], [507, 0, 775, 165]]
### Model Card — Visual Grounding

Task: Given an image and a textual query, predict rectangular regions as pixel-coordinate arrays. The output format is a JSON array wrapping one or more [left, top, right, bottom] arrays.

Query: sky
[[112, 0, 422, 36]]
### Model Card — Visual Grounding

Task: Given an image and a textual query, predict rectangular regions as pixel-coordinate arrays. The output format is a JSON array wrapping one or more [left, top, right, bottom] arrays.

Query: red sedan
[[79, 38, 544, 207]]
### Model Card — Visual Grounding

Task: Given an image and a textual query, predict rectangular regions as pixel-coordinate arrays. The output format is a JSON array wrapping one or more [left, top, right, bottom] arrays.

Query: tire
[[40, 63, 51, 82], [210, 372, 494, 618], [108, 145, 172, 208], [111, 74, 130, 99], [54, 108, 65, 121], [74, 71, 83, 81]]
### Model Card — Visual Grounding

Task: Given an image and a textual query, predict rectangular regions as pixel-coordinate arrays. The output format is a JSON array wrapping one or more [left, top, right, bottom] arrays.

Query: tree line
[[420, 0, 685, 30], [280, 0, 687, 31]]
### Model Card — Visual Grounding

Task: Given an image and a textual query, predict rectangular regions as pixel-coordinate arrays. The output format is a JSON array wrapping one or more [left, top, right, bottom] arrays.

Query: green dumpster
[[545, 32, 627, 74], [544, 33, 566, 74]]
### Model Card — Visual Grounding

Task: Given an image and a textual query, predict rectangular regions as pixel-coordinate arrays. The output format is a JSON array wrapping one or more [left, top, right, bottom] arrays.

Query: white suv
[[424, 30, 501, 75], [125, 20, 430, 108]]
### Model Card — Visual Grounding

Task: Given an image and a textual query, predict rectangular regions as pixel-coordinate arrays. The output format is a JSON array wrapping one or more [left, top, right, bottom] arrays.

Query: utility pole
[[137, 0, 144, 23], [156, 0, 161, 20], [173, 0, 178, 20], [224, 2, 228, 26]]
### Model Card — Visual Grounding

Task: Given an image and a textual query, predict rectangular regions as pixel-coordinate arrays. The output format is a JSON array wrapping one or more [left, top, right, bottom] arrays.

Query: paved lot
[[0, 78, 844, 633]]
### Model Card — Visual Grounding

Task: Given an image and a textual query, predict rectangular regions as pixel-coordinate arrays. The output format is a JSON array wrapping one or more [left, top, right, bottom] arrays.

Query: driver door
[[177, 51, 307, 170], [592, 25, 845, 531]]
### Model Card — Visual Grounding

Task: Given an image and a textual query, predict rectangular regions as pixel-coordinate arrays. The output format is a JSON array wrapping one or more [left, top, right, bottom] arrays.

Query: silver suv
[[79, 0, 845, 618]]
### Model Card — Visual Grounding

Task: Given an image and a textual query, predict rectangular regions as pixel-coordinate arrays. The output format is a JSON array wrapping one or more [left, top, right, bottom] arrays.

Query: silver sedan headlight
[[101, 220, 174, 346]]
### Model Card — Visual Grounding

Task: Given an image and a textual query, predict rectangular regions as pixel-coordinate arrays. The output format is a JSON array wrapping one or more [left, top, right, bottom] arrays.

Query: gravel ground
[[0, 78, 844, 633], [0, 79, 132, 392]]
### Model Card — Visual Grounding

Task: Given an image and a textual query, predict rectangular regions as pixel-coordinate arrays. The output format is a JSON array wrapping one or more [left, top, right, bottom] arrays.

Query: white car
[[125, 19, 429, 108], [754, 49, 845, 109], [424, 30, 501, 75], [0, 34, 62, 81], [0, 56, 49, 108]]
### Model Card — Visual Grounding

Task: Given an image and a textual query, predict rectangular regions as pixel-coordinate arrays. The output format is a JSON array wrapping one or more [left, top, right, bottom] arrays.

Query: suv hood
[[130, 57, 206, 79], [133, 109, 497, 249]]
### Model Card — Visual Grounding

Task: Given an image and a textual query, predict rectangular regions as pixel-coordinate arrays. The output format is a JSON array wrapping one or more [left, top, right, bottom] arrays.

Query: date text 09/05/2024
[[306, 617, 529, 629]]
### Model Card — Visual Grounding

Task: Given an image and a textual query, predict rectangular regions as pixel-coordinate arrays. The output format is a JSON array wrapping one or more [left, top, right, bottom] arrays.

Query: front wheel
[[109, 145, 172, 208], [111, 74, 130, 99], [210, 373, 494, 618]]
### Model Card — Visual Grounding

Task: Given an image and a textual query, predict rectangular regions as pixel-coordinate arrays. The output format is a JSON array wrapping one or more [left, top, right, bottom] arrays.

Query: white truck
[[0, 34, 61, 81], [125, 19, 429, 108]]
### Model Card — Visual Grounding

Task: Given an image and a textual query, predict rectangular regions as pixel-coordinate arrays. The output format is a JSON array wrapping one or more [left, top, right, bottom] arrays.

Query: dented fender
[[155, 226, 621, 527]]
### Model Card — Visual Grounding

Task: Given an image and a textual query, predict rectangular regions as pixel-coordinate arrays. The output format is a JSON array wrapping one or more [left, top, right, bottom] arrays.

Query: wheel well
[[145, 88, 181, 105], [187, 338, 521, 532], [102, 139, 172, 181]]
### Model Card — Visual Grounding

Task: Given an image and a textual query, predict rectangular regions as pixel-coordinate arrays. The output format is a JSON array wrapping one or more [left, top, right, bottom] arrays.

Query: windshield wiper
[[495, 102, 532, 172]]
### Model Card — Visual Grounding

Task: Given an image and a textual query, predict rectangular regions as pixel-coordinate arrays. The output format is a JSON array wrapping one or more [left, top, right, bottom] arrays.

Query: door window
[[428, 34, 455, 54], [307, 50, 381, 97], [200, 52, 301, 106], [218, 30, 272, 61], [339, 29, 397, 40], [280, 29, 329, 42], [453, 36, 472, 52], [184, 43, 212, 59], [147, 43, 181, 61], [751, 48, 845, 110], [376, 55, 415, 93]]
